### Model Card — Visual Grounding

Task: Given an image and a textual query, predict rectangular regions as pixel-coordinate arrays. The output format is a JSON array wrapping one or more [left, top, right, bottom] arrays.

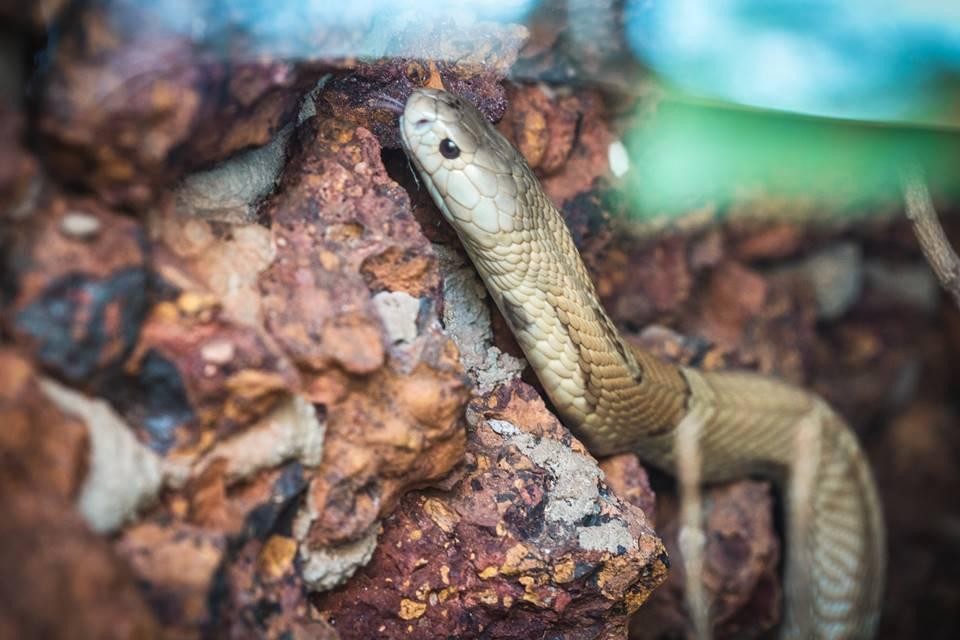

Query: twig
[[901, 164, 960, 310]]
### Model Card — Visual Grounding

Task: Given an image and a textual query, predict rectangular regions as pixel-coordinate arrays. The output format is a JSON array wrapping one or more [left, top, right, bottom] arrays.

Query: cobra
[[398, 87, 885, 639]]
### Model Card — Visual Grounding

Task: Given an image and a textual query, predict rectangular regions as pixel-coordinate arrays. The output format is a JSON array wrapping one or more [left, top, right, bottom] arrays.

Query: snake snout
[[403, 91, 441, 133], [412, 117, 433, 133]]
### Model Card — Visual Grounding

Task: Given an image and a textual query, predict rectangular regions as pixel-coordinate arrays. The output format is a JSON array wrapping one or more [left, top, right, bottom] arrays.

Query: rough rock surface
[[318, 22, 527, 149], [315, 380, 669, 639], [258, 116, 470, 548], [0, 350, 160, 639], [36, 0, 333, 208]]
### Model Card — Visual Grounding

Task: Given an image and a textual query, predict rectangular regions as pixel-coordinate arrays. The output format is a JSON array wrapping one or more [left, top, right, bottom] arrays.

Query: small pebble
[[201, 339, 236, 364], [802, 243, 863, 320], [60, 211, 101, 239], [607, 140, 630, 178]]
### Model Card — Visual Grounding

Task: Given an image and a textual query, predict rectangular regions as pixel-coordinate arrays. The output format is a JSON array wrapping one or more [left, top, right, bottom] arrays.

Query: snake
[[397, 88, 885, 639]]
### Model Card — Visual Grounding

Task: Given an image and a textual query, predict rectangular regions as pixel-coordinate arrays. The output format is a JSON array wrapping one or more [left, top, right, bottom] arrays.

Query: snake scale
[[397, 88, 885, 639]]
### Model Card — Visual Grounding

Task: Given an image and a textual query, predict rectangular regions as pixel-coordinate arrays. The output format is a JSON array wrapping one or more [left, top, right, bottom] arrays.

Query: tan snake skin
[[398, 88, 885, 639]]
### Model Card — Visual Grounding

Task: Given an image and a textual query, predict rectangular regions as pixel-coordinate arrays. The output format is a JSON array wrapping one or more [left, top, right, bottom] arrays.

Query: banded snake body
[[398, 88, 885, 639]]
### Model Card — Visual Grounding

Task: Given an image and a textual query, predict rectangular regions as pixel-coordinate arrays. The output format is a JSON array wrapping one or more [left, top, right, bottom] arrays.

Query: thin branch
[[901, 164, 960, 310]]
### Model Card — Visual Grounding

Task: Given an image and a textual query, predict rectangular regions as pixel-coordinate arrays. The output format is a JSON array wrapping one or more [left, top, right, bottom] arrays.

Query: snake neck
[[459, 191, 691, 456]]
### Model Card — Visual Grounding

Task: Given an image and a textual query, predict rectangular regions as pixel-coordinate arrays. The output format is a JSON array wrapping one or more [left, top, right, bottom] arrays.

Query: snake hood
[[399, 88, 536, 249]]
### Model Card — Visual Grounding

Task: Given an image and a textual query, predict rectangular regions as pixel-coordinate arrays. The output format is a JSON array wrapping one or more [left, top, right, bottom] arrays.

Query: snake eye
[[439, 138, 460, 159]]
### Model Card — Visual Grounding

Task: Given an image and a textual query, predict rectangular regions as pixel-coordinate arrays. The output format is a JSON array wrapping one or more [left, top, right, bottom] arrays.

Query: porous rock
[[318, 21, 527, 149], [258, 116, 470, 550], [315, 380, 669, 639]]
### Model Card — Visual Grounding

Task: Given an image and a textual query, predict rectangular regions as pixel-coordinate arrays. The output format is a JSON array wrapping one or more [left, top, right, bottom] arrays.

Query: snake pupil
[[439, 138, 460, 159]]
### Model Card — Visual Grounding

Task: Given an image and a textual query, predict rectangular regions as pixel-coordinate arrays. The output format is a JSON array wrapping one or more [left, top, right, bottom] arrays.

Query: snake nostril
[[413, 117, 432, 133]]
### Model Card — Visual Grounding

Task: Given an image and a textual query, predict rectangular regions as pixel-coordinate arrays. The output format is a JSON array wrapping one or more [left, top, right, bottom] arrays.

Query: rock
[[699, 260, 769, 347], [126, 294, 301, 453], [600, 453, 657, 523], [114, 460, 313, 635], [437, 245, 527, 394], [600, 234, 694, 325], [171, 119, 297, 225], [497, 84, 582, 174], [258, 117, 437, 373], [318, 22, 526, 149], [872, 403, 960, 639], [315, 380, 669, 639], [217, 533, 341, 640], [863, 259, 940, 313], [2, 195, 150, 388], [258, 116, 470, 549], [0, 95, 39, 220], [148, 204, 277, 325], [300, 351, 467, 549], [729, 222, 805, 261], [300, 525, 380, 592], [774, 243, 864, 321], [631, 481, 781, 640], [36, 0, 332, 208], [0, 350, 160, 639], [117, 521, 228, 634], [498, 85, 614, 210], [39, 378, 164, 533]]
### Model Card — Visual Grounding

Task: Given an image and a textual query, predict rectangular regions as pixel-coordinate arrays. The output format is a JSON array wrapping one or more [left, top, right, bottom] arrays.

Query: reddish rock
[[0, 100, 38, 218], [117, 521, 227, 635], [115, 459, 314, 636], [258, 116, 470, 547], [2, 195, 150, 387], [503, 86, 614, 208], [0, 350, 89, 501], [688, 259, 816, 385], [217, 534, 339, 640], [304, 349, 468, 548], [498, 84, 582, 175], [127, 294, 300, 453], [319, 22, 526, 149], [811, 316, 930, 430], [0, 350, 160, 639], [729, 222, 805, 261], [598, 235, 695, 325], [698, 260, 769, 348], [631, 481, 781, 640], [873, 404, 960, 639], [259, 117, 440, 373], [37, 0, 331, 207], [315, 380, 669, 639], [600, 454, 657, 524]]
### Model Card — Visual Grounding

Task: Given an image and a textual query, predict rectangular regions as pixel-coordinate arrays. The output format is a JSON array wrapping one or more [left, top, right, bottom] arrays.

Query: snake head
[[399, 88, 528, 244]]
